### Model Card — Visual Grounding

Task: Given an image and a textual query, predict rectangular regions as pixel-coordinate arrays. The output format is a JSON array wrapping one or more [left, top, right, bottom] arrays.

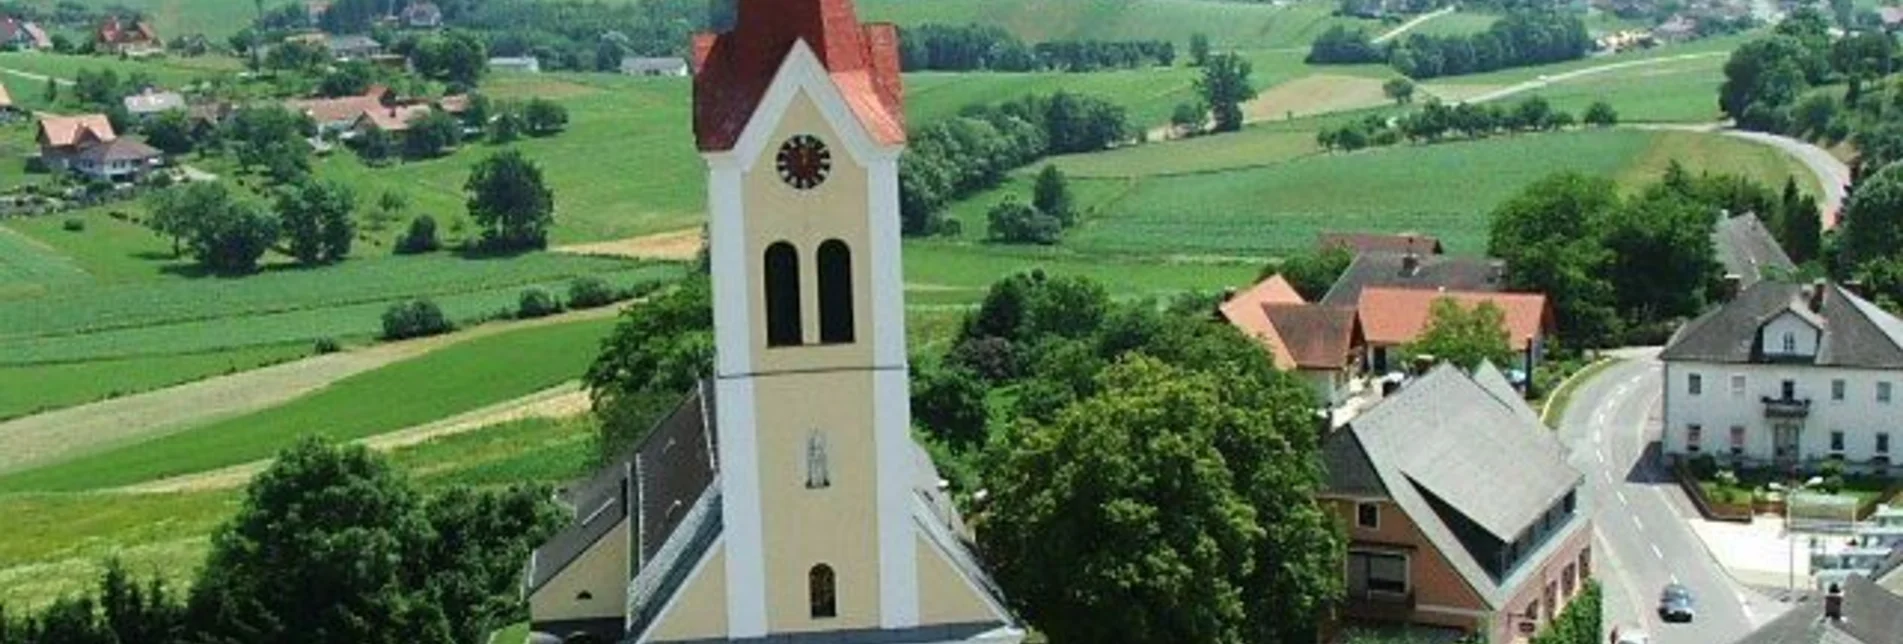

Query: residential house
[[1321, 363, 1592, 643], [621, 56, 691, 77], [185, 102, 234, 136], [1728, 576, 1903, 644], [523, 0, 1021, 641], [96, 16, 159, 54], [1881, 6, 1903, 31], [36, 114, 160, 180], [1319, 251, 1508, 306], [326, 34, 383, 61], [488, 55, 541, 74], [351, 103, 432, 136], [1653, 15, 1699, 42], [1355, 287, 1554, 377], [0, 17, 51, 50], [1714, 214, 1798, 291], [1320, 231, 1445, 256], [1220, 274, 1365, 404], [1659, 280, 1903, 472], [401, 1, 443, 28], [122, 88, 186, 122], [285, 84, 397, 134]]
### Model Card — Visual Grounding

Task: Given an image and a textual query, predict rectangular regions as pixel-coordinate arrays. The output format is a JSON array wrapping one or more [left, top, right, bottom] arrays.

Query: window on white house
[[1731, 426, 1746, 456], [1782, 380, 1796, 400], [1833, 379, 1846, 401], [1881, 382, 1894, 403], [1689, 373, 1703, 395], [1879, 433, 1891, 455], [1782, 332, 1796, 353], [1732, 375, 1747, 396], [1687, 424, 1703, 452], [1356, 502, 1379, 529], [1831, 431, 1846, 453]]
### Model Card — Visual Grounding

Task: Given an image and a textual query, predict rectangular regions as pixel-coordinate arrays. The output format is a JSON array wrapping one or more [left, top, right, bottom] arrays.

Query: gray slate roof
[[1320, 252, 1506, 307], [1732, 576, 1903, 644], [1324, 363, 1584, 607], [1661, 281, 1903, 369], [1713, 215, 1797, 288]]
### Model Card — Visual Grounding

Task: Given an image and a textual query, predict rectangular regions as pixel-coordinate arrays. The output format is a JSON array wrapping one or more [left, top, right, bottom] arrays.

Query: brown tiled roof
[[1220, 274, 1306, 368], [287, 95, 380, 124], [1357, 287, 1551, 350], [356, 104, 431, 132], [692, 0, 904, 151], [1319, 231, 1444, 255], [37, 114, 116, 147], [0, 82, 12, 109], [75, 136, 161, 163], [1263, 303, 1362, 370], [436, 94, 469, 114]]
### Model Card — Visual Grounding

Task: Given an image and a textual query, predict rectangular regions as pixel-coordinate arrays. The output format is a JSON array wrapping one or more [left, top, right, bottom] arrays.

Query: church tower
[[522, 2, 1020, 641]]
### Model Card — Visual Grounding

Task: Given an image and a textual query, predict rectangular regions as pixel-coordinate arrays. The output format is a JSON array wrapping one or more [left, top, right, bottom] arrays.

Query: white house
[[1661, 281, 1903, 472], [620, 56, 690, 76], [487, 55, 540, 74]]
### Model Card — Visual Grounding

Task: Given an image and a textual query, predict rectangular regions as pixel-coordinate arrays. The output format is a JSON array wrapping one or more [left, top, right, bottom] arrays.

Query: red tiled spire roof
[[692, 0, 905, 152]]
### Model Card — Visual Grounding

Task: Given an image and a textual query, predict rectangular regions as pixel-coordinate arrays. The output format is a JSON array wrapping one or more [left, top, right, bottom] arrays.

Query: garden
[[1682, 454, 1901, 522]]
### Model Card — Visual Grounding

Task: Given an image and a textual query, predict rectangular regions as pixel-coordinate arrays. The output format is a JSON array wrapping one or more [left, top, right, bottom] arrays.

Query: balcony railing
[[1762, 395, 1812, 419], [1341, 588, 1416, 623]]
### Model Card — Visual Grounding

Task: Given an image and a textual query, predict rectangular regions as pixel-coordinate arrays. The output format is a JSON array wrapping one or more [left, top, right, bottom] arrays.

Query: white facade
[[1662, 358, 1902, 469]]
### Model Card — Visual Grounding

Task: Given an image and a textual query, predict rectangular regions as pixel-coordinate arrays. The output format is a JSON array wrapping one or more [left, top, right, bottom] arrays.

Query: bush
[[380, 299, 453, 340], [1688, 454, 1720, 479], [313, 337, 342, 354], [61, 217, 84, 231], [394, 215, 441, 255], [517, 287, 562, 319], [567, 276, 618, 309]]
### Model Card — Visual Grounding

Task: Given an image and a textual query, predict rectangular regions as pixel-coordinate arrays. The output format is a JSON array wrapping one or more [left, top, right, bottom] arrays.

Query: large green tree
[[1840, 162, 1903, 272], [1487, 172, 1621, 346], [465, 149, 555, 250], [1406, 299, 1516, 372], [1719, 36, 1811, 129], [150, 183, 280, 274], [1603, 192, 1721, 321], [584, 277, 714, 461], [277, 179, 356, 266], [1197, 52, 1256, 133]]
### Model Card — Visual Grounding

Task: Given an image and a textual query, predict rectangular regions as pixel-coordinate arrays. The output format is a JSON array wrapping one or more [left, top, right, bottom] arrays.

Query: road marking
[[1651, 544, 1665, 559], [1617, 491, 1629, 506], [1596, 449, 1607, 463], [1633, 515, 1644, 531], [1603, 470, 1615, 484], [1671, 574, 1681, 585], [1594, 430, 1603, 444]]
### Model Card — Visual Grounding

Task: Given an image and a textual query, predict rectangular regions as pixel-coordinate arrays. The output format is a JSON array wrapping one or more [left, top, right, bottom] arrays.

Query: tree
[[584, 277, 713, 461], [318, 61, 375, 97], [1197, 52, 1256, 133], [1382, 77, 1415, 105], [986, 196, 1061, 244], [1840, 161, 1903, 271], [419, 486, 566, 644], [523, 98, 568, 135], [395, 215, 440, 254], [143, 109, 195, 155], [277, 179, 356, 265], [595, 31, 629, 72], [465, 149, 554, 250], [1032, 165, 1075, 227], [1189, 32, 1210, 67], [404, 109, 463, 158], [149, 182, 279, 273], [1407, 298, 1517, 371], [489, 104, 524, 142], [1603, 193, 1720, 322], [1487, 172, 1622, 346], [412, 30, 487, 87], [1171, 100, 1207, 137], [1779, 177, 1822, 264], [1583, 100, 1619, 127], [911, 361, 989, 448], [1719, 36, 1811, 128], [1269, 246, 1354, 301], [356, 125, 396, 164], [226, 106, 312, 184], [43, 76, 55, 103]]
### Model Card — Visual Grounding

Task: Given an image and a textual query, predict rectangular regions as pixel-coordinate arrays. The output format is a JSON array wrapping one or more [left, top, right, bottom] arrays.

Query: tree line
[[897, 23, 1174, 72], [1316, 96, 1620, 152], [900, 91, 1130, 236], [1307, 9, 1592, 79], [0, 438, 564, 644]]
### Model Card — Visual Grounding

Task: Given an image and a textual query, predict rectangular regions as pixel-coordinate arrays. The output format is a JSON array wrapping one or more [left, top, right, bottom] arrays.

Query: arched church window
[[765, 241, 802, 347], [818, 240, 854, 344], [809, 564, 837, 619], [806, 432, 830, 489]]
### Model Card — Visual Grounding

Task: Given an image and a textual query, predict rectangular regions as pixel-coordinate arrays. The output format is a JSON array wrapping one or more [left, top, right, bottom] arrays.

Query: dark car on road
[[1658, 583, 1696, 623]]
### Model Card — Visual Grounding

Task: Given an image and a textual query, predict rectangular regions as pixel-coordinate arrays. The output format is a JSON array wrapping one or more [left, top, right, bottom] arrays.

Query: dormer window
[[1781, 332, 1796, 354]]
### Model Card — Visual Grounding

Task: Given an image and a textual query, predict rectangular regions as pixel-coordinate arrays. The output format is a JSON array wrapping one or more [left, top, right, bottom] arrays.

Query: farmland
[[0, 343, 310, 421], [860, 0, 1379, 49]]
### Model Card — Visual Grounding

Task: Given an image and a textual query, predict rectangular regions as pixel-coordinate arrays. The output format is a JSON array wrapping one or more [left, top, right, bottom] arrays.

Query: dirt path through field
[[114, 383, 593, 494], [555, 228, 703, 261], [0, 306, 622, 477]]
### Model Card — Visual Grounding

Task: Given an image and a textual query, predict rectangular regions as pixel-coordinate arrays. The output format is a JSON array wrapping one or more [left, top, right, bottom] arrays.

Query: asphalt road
[[1556, 351, 1785, 644]]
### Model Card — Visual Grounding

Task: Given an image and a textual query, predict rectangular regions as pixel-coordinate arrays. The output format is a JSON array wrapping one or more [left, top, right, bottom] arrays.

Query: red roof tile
[[691, 0, 904, 152], [38, 113, 116, 148], [1263, 303, 1362, 370], [1356, 288, 1552, 351]]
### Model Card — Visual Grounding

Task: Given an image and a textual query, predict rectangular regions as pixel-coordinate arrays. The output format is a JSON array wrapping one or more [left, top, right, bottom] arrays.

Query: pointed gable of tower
[[692, 0, 905, 152]]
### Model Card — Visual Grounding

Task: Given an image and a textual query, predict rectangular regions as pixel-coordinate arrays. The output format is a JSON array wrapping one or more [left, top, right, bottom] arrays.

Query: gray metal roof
[[1339, 363, 1584, 606], [1661, 281, 1903, 369], [1732, 576, 1903, 644], [1320, 252, 1506, 307], [1713, 215, 1797, 288]]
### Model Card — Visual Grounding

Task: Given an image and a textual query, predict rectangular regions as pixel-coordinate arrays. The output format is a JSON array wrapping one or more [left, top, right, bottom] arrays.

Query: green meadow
[[0, 343, 311, 421], [860, 0, 1379, 49]]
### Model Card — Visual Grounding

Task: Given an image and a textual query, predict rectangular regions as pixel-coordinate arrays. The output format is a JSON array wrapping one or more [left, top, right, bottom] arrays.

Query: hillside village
[[2, 0, 1903, 643]]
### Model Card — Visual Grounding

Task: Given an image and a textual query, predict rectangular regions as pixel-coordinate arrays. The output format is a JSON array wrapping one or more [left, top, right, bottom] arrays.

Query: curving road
[[1557, 351, 1787, 644]]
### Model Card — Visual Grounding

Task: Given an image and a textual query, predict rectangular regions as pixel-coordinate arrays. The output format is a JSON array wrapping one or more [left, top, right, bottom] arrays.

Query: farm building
[[0, 17, 50, 50], [96, 16, 159, 55], [122, 88, 186, 121], [1319, 251, 1508, 307], [489, 56, 542, 73], [621, 56, 690, 76], [1355, 287, 1554, 377]]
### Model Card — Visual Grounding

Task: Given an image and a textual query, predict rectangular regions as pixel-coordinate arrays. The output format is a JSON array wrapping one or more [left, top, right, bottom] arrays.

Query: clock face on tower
[[775, 134, 832, 190]]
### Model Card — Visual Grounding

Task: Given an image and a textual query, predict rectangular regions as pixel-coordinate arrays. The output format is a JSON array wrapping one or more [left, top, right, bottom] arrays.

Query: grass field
[[0, 343, 311, 421], [0, 316, 616, 492], [861, 0, 1377, 49], [1516, 55, 1726, 123], [1407, 10, 1501, 37]]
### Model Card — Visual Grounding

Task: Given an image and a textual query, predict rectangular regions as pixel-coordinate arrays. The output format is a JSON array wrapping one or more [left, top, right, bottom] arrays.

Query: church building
[[521, 1, 1025, 642]]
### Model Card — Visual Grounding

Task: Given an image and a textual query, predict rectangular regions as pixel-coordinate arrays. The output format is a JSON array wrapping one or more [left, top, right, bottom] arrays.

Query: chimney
[[1721, 274, 1743, 301], [1809, 279, 1828, 313], [1401, 252, 1421, 277], [1843, 279, 1865, 298], [1824, 582, 1844, 621]]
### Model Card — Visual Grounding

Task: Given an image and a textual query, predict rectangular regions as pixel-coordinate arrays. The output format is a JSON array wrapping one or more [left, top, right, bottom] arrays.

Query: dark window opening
[[817, 239, 854, 344], [1356, 502, 1379, 529], [576, 591, 593, 601], [809, 564, 837, 619], [765, 242, 802, 347]]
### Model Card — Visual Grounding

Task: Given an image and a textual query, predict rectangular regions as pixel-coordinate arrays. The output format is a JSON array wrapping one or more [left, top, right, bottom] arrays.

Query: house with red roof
[[96, 16, 159, 54], [37, 113, 162, 180], [1221, 274, 1366, 404], [1356, 287, 1555, 378], [0, 17, 50, 50]]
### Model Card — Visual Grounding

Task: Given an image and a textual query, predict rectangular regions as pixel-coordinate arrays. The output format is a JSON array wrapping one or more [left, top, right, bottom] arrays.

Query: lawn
[[0, 221, 91, 299], [0, 342, 311, 421], [392, 416, 598, 488], [0, 316, 618, 492], [2, 207, 192, 289], [1408, 10, 1501, 37], [1515, 55, 1727, 124], [859, 0, 1378, 49], [0, 51, 219, 90]]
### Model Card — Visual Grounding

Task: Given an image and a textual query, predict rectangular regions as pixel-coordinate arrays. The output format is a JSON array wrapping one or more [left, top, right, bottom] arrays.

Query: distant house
[[122, 88, 186, 121], [1713, 214, 1798, 291], [401, 1, 443, 28], [1320, 251, 1508, 307], [620, 56, 690, 77], [36, 113, 161, 180], [351, 104, 432, 135], [1883, 6, 1903, 31], [186, 102, 234, 136], [326, 34, 383, 61], [96, 16, 159, 55], [1319, 232, 1444, 256], [1320, 363, 1591, 643], [286, 84, 397, 133], [1652, 15, 1699, 43], [1220, 274, 1365, 404], [0, 17, 51, 50], [488, 56, 541, 74], [1355, 287, 1554, 376]]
